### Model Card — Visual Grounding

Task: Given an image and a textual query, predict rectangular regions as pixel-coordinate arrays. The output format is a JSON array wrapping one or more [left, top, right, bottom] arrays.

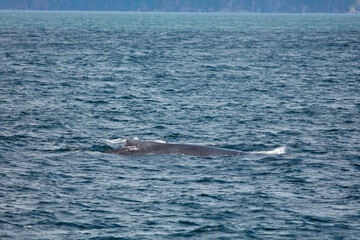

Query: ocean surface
[[0, 11, 359, 239]]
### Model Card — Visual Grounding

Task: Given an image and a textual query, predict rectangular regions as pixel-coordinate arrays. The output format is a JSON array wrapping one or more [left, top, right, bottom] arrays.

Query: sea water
[[0, 11, 359, 239]]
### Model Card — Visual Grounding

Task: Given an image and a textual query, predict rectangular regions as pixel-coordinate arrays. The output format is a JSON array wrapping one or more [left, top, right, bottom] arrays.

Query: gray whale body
[[105, 139, 247, 156]]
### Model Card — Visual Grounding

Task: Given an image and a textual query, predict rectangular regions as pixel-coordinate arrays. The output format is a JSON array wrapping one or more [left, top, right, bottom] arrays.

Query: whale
[[106, 139, 248, 156]]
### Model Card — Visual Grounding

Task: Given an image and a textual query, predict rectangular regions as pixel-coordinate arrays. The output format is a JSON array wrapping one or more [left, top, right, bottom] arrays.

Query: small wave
[[252, 146, 286, 155]]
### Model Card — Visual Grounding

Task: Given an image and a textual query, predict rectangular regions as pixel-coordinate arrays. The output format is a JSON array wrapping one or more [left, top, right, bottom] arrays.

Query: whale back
[[106, 139, 246, 156], [125, 139, 242, 156]]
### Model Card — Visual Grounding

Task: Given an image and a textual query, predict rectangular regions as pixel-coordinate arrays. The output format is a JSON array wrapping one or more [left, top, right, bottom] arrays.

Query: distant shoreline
[[0, 0, 356, 14], [0, 10, 358, 15]]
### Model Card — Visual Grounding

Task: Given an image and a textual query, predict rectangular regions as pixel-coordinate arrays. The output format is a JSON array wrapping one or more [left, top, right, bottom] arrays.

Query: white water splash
[[105, 138, 127, 144], [105, 137, 166, 144], [252, 146, 286, 155]]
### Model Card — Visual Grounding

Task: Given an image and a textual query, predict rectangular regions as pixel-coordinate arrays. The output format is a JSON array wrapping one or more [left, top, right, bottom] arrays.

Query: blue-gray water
[[1, 11, 360, 239]]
